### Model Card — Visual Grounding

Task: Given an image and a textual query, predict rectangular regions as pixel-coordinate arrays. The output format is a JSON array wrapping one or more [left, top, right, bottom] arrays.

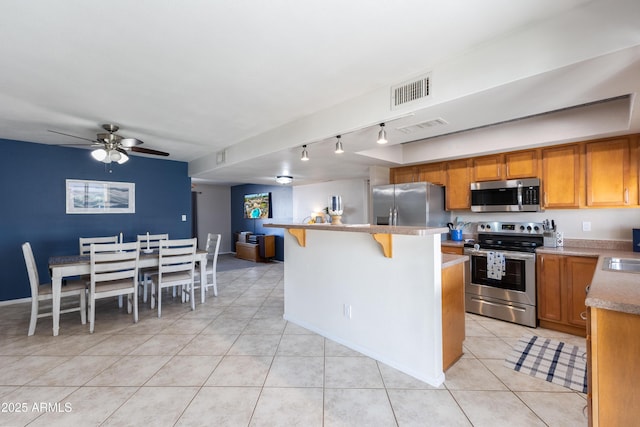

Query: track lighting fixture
[[377, 123, 388, 144], [301, 145, 309, 161], [335, 135, 344, 154]]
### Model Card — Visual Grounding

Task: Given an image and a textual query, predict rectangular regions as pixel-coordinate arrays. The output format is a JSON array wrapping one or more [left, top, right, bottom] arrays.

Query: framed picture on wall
[[66, 179, 135, 214]]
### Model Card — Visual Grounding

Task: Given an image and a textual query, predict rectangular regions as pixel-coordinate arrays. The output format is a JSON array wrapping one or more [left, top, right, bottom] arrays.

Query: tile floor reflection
[[0, 260, 588, 426]]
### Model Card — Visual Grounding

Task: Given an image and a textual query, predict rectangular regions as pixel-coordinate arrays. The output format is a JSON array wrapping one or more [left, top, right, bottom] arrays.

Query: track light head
[[301, 145, 309, 161], [377, 123, 388, 144], [335, 135, 344, 154]]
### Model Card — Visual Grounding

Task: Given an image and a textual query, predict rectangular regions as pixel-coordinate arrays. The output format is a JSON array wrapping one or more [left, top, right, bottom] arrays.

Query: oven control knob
[[519, 225, 525, 231], [527, 225, 532, 231], [534, 226, 539, 231], [479, 224, 485, 230], [486, 224, 491, 230]]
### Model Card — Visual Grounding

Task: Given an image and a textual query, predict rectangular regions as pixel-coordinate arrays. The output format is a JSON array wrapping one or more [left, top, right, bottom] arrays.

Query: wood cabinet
[[585, 136, 638, 207], [541, 144, 581, 208], [418, 162, 445, 185], [472, 150, 539, 182], [441, 258, 466, 370], [445, 159, 472, 210], [588, 307, 640, 426], [441, 245, 464, 255], [391, 166, 419, 184], [504, 150, 539, 179], [472, 154, 504, 181], [235, 235, 275, 262], [537, 253, 597, 336]]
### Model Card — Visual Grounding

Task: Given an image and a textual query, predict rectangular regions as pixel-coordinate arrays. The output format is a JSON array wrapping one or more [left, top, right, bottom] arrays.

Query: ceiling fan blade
[[120, 137, 144, 147], [48, 129, 97, 143], [130, 146, 170, 157]]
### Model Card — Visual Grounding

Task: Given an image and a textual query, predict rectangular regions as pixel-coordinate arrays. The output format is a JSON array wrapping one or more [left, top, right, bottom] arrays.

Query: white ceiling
[[1, 0, 639, 186]]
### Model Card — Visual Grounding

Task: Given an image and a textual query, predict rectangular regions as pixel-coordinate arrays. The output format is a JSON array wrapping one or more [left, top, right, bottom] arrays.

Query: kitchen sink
[[602, 257, 640, 273]]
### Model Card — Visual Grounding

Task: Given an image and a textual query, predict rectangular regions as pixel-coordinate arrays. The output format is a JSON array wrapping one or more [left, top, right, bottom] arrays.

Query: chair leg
[[89, 297, 96, 334], [118, 295, 123, 308], [157, 287, 162, 318], [132, 291, 138, 324], [28, 297, 39, 336], [150, 280, 156, 309], [190, 282, 195, 311], [79, 290, 87, 325]]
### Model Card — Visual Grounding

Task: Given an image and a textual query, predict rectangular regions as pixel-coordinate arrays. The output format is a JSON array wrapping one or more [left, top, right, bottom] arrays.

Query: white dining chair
[[22, 242, 86, 336], [148, 238, 197, 317], [79, 235, 119, 255], [88, 241, 140, 333], [136, 233, 169, 303], [193, 233, 221, 303]]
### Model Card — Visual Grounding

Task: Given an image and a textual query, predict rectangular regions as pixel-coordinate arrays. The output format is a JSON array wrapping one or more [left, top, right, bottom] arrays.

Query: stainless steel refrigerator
[[372, 182, 449, 227]]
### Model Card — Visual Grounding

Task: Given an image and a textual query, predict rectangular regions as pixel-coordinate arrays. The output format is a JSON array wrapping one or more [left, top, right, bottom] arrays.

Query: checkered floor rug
[[504, 334, 588, 393]]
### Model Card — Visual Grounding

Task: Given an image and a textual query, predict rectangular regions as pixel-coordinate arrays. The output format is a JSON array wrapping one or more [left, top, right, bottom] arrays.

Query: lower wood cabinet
[[441, 258, 466, 370], [588, 307, 640, 426], [441, 245, 464, 255], [537, 253, 597, 336]]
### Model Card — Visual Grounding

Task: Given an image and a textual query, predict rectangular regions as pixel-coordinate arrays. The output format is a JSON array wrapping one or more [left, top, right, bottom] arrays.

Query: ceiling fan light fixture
[[301, 145, 309, 161], [275, 175, 293, 185], [377, 123, 388, 144], [91, 148, 107, 162], [109, 150, 122, 163], [335, 135, 344, 154], [117, 151, 129, 164]]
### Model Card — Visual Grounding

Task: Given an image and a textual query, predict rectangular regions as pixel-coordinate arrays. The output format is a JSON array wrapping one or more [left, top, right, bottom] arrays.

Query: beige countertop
[[442, 253, 468, 268], [264, 223, 449, 236], [538, 243, 640, 315]]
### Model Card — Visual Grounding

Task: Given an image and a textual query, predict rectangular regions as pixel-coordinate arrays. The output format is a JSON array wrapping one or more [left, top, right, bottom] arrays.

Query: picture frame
[[66, 179, 135, 214]]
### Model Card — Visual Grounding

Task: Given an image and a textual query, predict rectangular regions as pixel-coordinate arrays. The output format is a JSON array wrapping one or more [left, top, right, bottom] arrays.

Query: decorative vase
[[328, 195, 343, 225]]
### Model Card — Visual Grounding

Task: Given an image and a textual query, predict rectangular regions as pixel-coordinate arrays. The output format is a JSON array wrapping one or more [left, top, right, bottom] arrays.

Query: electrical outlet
[[582, 221, 591, 232], [181, 214, 187, 222]]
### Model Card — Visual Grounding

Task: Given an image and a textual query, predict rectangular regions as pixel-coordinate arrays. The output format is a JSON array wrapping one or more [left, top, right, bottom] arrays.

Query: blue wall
[[231, 184, 293, 261], [1, 139, 192, 301]]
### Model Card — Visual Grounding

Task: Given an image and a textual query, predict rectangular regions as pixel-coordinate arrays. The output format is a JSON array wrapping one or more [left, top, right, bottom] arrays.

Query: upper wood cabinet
[[472, 150, 539, 182], [472, 154, 503, 181], [505, 150, 539, 179], [390, 166, 419, 184], [585, 136, 639, 207], [445, 159, 472, 210], [541, 144, 581, 208], [418, 162, 445, 185]]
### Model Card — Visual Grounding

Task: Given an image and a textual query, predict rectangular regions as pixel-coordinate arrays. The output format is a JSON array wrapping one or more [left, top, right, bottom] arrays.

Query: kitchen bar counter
[[265, 222, 448, 386]]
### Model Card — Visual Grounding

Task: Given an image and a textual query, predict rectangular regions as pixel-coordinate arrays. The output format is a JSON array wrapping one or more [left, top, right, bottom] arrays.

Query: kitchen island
[[264, 223, 450, 386]]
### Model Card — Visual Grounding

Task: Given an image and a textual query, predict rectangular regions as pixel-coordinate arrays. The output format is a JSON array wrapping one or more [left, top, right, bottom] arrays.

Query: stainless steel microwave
[[470, 178, 542, 212]]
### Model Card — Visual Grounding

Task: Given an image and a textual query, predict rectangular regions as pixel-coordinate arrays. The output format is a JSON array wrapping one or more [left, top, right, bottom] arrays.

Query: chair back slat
[[79, 236, 119, 255]]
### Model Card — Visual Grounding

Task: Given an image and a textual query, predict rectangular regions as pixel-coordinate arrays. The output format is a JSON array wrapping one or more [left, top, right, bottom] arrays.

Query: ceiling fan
[[48, 124, 170, 164]]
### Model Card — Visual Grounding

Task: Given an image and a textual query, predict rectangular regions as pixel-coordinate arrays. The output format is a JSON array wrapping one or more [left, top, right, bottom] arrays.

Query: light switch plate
[[181, 214, 187, 222], [582, 221, 591, 231]]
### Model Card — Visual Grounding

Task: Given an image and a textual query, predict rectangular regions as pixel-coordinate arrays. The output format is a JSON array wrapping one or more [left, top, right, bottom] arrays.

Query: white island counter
[[264, 223, 449, 386]]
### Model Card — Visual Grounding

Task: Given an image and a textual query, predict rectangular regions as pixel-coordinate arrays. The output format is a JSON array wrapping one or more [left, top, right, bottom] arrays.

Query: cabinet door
[[472, 154, 504, 182], [418, 162, 445, 185], [537, 253, 563, 322], [505, 150, 539, 179], [565, 256, 597, 328], [586, 138, 636, 206], [541, 144, 581, 208], [391, 166, 418, 184], [445, 159, 472, 210], [441, 246, 464, 255]]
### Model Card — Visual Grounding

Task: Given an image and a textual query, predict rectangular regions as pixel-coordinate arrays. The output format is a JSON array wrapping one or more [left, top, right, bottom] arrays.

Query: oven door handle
[[464, 249, 535, 261]]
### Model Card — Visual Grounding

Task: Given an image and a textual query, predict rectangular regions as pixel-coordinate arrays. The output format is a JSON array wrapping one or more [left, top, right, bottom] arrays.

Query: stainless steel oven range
[[464, 221, 543, 328]]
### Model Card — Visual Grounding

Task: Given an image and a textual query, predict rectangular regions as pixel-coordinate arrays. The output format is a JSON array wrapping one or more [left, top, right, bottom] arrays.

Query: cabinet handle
[[544, 192, 548, 206], [497, 165, 500, 177], [624, 187, 629, 204], [506, 164, 509, 177], [585, 284, 590, 295], [580, 311, 587, 321]]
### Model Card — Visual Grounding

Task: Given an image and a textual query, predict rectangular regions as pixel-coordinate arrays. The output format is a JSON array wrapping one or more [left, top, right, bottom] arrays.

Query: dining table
[[48, 249, 209, 336]]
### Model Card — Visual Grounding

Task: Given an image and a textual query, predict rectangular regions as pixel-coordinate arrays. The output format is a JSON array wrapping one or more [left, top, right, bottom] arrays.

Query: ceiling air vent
[[396, 118, 448, 134], [391, 73, 431, 110]]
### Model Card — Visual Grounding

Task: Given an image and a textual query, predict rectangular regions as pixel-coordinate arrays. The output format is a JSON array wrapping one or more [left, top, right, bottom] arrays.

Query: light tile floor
[[0, 261, 588, 426]]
